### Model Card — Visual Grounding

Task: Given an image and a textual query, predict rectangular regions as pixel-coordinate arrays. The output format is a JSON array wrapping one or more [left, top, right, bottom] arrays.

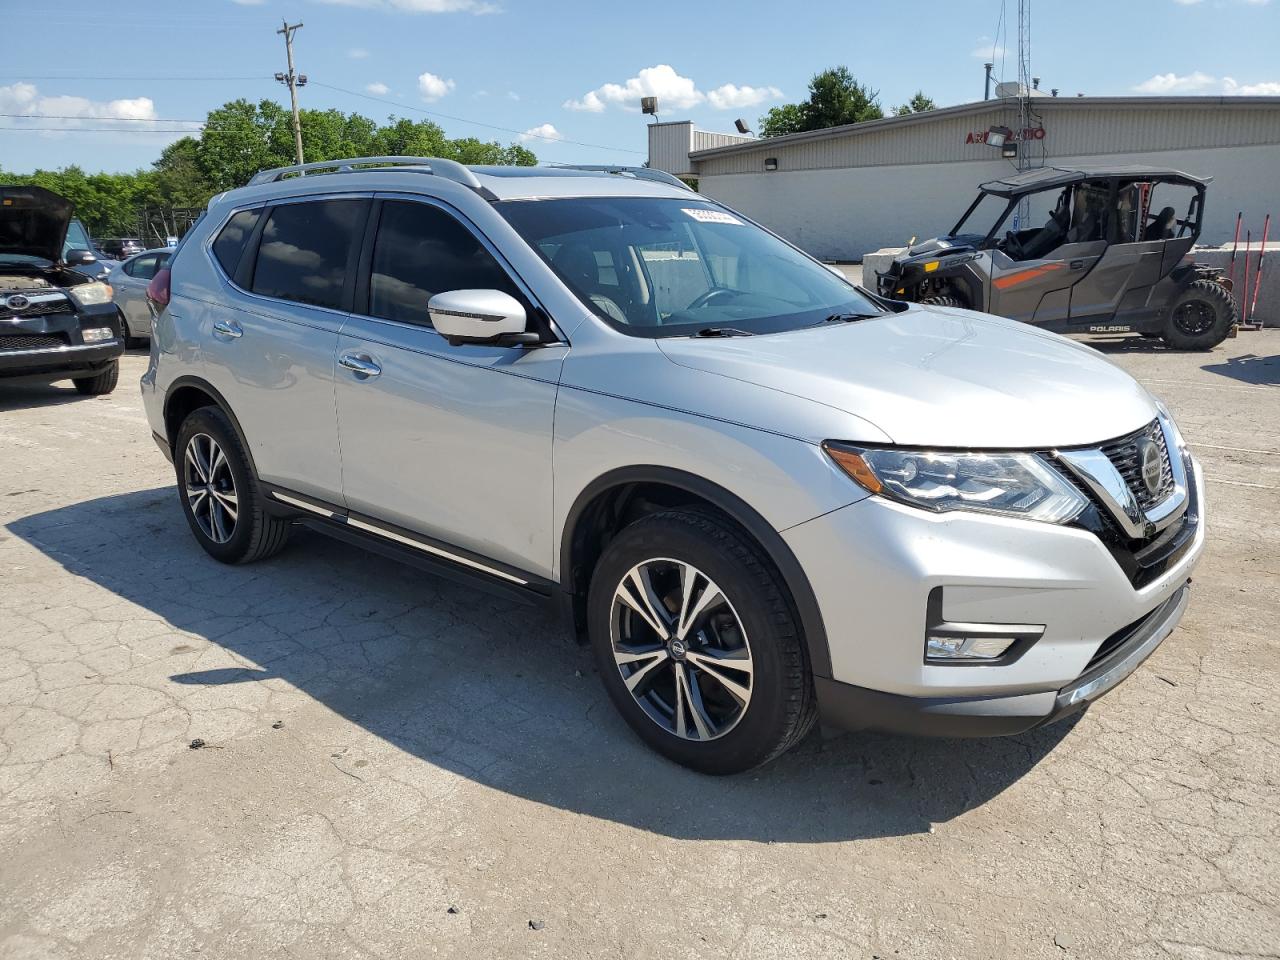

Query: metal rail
[[549, 164, 693, 191], [247, 156, 485, 190]]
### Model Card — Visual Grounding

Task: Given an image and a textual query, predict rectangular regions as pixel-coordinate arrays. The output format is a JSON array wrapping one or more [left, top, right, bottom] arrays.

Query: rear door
[[334, 195, 565, 578], [201, 195, 370, 504]]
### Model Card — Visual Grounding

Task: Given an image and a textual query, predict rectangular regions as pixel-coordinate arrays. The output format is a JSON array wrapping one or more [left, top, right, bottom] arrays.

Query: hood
[[901, 234, 983, 259], [656, 305, 1158, 449], [0, 185, 73, 263]]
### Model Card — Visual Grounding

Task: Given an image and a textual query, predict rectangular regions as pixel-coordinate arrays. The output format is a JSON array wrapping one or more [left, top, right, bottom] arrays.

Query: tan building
[[648, 97, 1280, 261]]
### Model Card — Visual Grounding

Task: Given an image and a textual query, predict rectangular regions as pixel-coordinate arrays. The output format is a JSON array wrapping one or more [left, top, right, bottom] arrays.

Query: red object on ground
[[1248, 214, 1270, 325], [1241, 231, 1251, 324]]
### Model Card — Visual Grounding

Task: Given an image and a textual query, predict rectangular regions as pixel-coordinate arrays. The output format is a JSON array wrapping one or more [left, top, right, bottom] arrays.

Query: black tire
[[72, 360, 119, 395], [173, 406, 290, 564], [1161, 279, 1236, 350], [587, 510, 816, 775], [921, 295, 965, 308], [125, 336, 149, 350]]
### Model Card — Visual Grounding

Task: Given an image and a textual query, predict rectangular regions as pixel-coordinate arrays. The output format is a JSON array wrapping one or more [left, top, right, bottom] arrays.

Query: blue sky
[[2, 0, 1277, 173]]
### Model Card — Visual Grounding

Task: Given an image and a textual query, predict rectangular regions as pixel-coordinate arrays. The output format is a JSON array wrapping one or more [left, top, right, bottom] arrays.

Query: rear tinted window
[[369, 200, 520, 326], [251, 200, 366, 310], [211, 209, 261, 276], [124, 253, 168, 280]]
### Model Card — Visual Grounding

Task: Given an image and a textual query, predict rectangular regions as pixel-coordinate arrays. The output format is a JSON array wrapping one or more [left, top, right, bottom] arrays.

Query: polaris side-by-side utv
[[876, 165, 1236, 349]]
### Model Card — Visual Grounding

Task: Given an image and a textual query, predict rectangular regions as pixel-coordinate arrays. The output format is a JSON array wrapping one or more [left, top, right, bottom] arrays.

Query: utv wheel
[[72, 361, 119, 396], [174, 406, 290, 564], [1161, 280, 1236, 350], [587, 510, 816, 775], [921, 295, 965, 309]]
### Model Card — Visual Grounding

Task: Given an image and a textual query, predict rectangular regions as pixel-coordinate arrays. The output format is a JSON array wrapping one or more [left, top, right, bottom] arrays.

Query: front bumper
[[785, 457, 1205, 735], [0, 339, 124, 379], [815, 583, 1189, 736]]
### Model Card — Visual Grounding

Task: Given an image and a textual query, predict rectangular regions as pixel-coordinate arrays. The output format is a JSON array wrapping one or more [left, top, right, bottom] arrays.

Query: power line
[[0, 113, 209, 123], [0, 75, 268, 81]]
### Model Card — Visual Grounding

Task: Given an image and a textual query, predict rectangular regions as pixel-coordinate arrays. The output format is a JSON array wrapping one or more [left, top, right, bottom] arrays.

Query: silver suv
[[141, 157, 1204, 774]]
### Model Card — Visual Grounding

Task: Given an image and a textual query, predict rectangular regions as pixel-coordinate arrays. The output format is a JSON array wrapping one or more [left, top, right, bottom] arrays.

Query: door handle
[[1069, 259, 1085, 270], [339, 353, 381, 379], [212, 319, 243, 339]]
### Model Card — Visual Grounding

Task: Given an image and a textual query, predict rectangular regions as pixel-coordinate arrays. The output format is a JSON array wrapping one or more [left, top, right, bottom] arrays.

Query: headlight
[[70, 282, 113, 307], [824, 443, 1088, 524]]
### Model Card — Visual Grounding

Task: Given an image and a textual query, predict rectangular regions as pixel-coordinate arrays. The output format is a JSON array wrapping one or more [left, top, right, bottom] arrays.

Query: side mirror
[[65, 248, 97, 266], [427, 289, 538, 346]]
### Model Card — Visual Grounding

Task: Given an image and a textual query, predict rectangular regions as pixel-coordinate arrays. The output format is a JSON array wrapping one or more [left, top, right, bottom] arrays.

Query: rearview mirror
[[428, 289, 535, 346], [65, 248, 97, 266]]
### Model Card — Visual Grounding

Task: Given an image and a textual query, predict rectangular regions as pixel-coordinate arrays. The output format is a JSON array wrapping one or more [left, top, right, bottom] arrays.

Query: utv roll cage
[[949, 164, 1211, 254]]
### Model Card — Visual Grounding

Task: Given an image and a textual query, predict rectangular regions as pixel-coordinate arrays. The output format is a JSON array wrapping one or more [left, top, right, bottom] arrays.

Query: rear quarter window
[[211, 208, 262, 276]]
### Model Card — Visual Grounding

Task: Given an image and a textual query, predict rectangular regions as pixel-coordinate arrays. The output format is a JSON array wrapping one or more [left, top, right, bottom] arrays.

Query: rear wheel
[[174, 406, 290, 564], [1161, 280, 1235, 350], [587, 510, 815, 775], [72, 360, 119, 396]]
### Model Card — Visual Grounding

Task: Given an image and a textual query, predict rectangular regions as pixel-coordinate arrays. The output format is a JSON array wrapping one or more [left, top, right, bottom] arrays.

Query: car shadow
[[1201, 352, 1279, 386], [7, 487, 1079, 843], [0, 381, 92, 410]]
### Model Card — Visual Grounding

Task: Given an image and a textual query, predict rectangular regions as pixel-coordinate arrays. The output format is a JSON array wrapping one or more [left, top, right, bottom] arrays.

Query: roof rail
[[247, 156, 485, 191], [550, 164, 693, 191]]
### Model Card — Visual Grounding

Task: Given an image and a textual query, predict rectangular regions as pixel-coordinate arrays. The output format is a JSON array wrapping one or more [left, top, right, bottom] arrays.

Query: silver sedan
[[108, 248, 170, 342]]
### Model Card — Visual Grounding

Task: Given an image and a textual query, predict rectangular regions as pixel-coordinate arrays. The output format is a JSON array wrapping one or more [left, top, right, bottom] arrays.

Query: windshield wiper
[[823, 312, 880, 324], [694, 327, 754, 338]]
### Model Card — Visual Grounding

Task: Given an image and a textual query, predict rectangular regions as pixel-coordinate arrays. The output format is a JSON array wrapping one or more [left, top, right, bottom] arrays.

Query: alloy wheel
[[183, 433, 239, 544], [609, 557, 753, 742]]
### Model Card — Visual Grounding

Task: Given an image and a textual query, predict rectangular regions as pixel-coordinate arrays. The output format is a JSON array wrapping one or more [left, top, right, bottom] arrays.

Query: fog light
[[82, 327, 114, 343], [926, 635, 1017, 660]]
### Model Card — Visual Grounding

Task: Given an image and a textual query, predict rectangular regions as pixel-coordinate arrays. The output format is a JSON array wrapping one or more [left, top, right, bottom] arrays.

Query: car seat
[[551, 241, 629, 324], [1143, 206, 1177, 241]]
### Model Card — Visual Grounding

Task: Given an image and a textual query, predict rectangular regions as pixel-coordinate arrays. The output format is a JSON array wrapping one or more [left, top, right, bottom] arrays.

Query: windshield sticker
[[682, 208, 743, 226]]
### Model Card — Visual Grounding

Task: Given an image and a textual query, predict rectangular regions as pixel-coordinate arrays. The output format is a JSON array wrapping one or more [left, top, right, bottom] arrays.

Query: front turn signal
[[823, 443, 882, 494]]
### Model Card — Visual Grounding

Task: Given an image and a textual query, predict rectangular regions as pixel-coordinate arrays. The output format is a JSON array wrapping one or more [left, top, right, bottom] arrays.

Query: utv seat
[[1144, 206, 1177, 241], [1019, 203, 1071, 260]]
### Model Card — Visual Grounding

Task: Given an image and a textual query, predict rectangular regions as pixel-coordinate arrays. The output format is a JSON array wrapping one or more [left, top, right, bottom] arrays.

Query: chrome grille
[[1100, 420, 1174, 511], [0, 332, 68, 352]]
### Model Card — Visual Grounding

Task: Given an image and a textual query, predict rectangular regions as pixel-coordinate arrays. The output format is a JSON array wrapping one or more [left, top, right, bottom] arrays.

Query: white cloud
[[316, 0, 499, 13], [348, 47, 370, 59], [230, 0, 266, 5], [1133, 71, 1280, 95], [519, 123, 562, 143], [1172, 0, 1202, 5], [506, 91, 521, 101], [1133, 71, 1217, 93], [417, 72, 455, 101], [706, 83, 783, 110], [564, 65, 781, 114], [1223, 76, 1280, 94], [0, 82, 178, 134], [972, 36, 1007, 60], [365, 82, 389, 95]]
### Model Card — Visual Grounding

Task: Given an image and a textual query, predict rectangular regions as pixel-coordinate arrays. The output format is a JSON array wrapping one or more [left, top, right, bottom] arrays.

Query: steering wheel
[[686, 288, 737, 311], [1004, 230, 1026, 260]]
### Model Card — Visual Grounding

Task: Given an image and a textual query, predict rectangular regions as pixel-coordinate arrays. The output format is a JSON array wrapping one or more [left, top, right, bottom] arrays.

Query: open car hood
[[0, 185, 73, 264]]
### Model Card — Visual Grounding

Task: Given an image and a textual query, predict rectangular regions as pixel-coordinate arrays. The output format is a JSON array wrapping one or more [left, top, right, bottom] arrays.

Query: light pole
[[275, 20, 306, 165]]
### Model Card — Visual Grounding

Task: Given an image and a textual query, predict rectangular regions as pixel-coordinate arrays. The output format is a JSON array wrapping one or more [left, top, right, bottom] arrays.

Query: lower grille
[[1100, 420, 1175, 510], [0, 332, 68, 352]]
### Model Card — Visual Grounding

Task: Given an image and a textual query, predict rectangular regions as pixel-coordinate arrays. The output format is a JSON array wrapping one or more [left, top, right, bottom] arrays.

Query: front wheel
[[587, 510, 815, 775], [1161, 279, 1236, 350], [921, 295, 966, 309], [72, 360, 119, 395]]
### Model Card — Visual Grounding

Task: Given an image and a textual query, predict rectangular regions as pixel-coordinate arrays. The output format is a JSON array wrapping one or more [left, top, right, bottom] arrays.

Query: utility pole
[[275, 20, 306, 165]]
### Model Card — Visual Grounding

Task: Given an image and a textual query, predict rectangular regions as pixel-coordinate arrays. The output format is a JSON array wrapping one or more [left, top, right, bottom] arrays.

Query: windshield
[[952, 193, 1012, 240], [496, 197, 880, 337]]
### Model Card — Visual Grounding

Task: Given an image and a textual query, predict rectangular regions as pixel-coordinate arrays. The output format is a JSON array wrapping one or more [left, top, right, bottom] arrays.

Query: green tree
[[1, 99, 536, 241], [894, 91, 937, 116], [759, 67, 884, 138]]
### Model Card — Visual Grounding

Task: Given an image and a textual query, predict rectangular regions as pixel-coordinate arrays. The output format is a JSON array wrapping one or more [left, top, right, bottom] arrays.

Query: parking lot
[[1, 338, 1277, 959]]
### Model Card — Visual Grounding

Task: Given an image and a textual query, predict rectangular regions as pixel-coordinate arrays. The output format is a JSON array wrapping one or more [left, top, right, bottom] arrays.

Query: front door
[[334, 196, 565, 580]]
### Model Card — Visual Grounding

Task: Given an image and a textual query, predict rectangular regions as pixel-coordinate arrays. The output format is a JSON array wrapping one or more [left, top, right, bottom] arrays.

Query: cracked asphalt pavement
[[1, 339, 1277, 959]]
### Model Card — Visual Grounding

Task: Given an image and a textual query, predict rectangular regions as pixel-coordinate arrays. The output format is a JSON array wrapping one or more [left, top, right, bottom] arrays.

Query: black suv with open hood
[[1, 185, 124, 395]]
